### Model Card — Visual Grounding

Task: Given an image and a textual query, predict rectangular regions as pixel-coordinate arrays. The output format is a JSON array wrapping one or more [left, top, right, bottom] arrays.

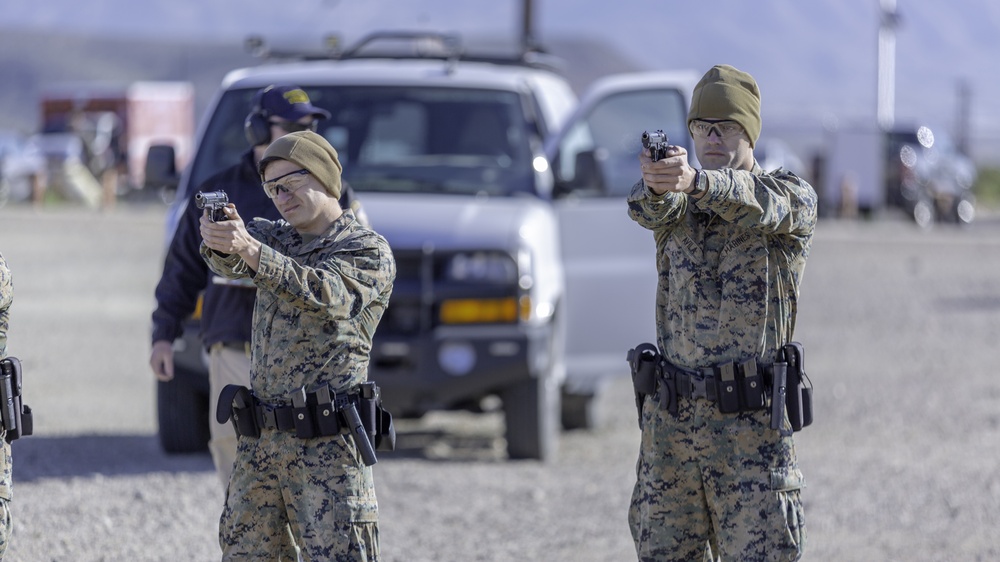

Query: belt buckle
[[260, 405, 278, 429], [690, 367, 717, 401]]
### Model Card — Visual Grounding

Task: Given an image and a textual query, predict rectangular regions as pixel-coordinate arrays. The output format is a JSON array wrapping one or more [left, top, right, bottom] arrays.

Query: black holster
[[217, 384, 260, 439], [627, 343, 664, 427], [782, 342, 813, 432], [0, 357, 32, 443]]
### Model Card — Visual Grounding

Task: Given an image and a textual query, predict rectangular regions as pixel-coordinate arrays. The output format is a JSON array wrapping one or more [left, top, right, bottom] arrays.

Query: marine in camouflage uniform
[[150, 84, 368, 491], [626, 65, 816, 562], [0, 252, 12, 557], [201, 131, 395, 561]]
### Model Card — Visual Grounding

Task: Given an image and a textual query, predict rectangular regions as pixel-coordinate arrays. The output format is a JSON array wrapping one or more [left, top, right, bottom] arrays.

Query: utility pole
[[956, 79, 971, 155], [521, 0, 537, 52], [877, 0, 900, 131]]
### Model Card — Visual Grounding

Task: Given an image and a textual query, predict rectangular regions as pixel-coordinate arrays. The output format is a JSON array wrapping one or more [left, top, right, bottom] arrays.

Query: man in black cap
[[149, 85, 365, 489]]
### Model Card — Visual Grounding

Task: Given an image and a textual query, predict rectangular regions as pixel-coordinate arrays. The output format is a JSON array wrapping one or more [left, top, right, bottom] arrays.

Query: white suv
[[149, 32, 697, 460]]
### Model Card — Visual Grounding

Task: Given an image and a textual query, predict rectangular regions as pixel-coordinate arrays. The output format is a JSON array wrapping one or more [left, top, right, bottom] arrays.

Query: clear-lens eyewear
[[269, 120, 316, 134], [688, 120, 745, 140], [262, 169, 310, 199]]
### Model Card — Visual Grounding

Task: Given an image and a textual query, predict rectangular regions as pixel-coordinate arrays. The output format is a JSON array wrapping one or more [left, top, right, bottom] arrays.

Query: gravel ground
[[0, 202, 998, 561]]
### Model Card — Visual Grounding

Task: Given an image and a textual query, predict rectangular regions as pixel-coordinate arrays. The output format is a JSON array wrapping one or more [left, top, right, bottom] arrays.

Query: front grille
[[378, 248, 519, 336]]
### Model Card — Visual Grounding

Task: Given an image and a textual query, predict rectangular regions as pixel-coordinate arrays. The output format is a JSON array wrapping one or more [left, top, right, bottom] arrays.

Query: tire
[[156, 374, 210, 454], [561, 390, 604, 431], [501, 373, 560, 461]]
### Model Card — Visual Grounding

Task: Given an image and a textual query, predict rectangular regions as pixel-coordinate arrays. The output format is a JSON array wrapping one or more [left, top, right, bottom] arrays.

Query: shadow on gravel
[[10, 433, 213, 482], [935, 294, 1000, 312], [382, 428, 507, 463]]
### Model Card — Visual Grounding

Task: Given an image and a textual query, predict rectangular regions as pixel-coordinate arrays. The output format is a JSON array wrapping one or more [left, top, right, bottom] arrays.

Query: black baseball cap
[[253, 85, 331, 121]]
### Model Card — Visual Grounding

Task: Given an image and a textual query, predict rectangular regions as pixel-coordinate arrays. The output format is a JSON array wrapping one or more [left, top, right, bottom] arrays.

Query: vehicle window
[[555, 89, 689, 197], [187, 89, 258, 193], [328, 88, 532, 196], [190, 86, 537, 198]]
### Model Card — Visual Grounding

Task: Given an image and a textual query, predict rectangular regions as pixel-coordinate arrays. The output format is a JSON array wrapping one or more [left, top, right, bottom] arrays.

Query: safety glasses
[[261, 169, 310, 199], [688, 120, 745, 140]]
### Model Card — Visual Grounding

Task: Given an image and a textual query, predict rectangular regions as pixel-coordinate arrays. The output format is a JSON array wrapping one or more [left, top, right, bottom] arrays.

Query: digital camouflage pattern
[[626, 163, 816, 561], [203, 209, 395, 561], [0, 252, 13, 557]]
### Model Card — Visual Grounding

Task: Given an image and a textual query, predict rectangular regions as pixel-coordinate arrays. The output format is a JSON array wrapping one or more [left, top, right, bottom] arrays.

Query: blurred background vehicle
[[755, 137, 808, 178], [0, 130, 45, 206], [885, 124, 976, 227]]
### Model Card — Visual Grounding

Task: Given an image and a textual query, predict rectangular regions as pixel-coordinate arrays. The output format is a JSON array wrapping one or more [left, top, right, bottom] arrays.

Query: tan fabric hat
[[687, 64, 762, 147], [259, 130, 342, 199]]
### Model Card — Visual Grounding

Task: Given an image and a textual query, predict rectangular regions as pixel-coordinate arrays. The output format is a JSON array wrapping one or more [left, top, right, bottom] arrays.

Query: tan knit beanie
[[259, 130, 342, 199], [687, 64, 761, 147]]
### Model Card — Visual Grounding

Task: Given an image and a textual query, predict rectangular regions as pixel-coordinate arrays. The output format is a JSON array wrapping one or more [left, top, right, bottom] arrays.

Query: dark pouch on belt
[[783, 342, 813, 431], [217, 384, 259, 439], [291, 388, 317, 439], [376, 406, 396, 451], [315, 386, 341, 436], [740, 358, 766, 410], [716, 362, 741, 413]]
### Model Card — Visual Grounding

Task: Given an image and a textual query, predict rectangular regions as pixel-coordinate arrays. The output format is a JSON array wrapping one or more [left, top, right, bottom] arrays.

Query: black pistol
[[195, 190, 229, 222], [641, 129, 670, 162]]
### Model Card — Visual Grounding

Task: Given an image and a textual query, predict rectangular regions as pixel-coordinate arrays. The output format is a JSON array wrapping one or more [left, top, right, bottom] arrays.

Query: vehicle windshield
[[190, 86, 536, 197]]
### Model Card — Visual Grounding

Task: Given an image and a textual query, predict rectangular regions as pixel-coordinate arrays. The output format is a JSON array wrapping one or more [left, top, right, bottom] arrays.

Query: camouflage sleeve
[[0, 253, 10, 359], [0, 254, 10, 313], [199, 242, 252, 281], [253, 233, 395, 321], [693, 168, 817, 237], [625, 178, 687, 232]]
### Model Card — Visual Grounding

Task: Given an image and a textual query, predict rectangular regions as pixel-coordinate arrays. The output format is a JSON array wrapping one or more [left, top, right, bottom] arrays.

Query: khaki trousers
[[208, 343, 251, 491]]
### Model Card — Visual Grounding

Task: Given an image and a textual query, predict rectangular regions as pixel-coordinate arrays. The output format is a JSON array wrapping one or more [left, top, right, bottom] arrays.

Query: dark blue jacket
[[151, 150, 362, 348]]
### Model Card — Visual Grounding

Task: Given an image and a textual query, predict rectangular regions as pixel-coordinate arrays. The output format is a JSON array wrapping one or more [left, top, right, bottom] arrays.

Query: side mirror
[[144, 144, 179, 192]]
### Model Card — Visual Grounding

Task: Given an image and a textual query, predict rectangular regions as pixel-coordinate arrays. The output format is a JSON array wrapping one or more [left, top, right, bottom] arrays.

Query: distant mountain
[[0, 29, 638, 135]]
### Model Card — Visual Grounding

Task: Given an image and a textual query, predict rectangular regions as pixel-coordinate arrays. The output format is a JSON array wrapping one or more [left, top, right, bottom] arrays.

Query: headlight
[[442, 251, 517, 284], [439, 250, 533, 324]]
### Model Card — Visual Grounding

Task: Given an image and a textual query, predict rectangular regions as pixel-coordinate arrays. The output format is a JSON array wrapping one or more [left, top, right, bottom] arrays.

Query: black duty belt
[[217, 382, 397, 466], [627, 343, 794, 432], [628, 343, 813, 433]]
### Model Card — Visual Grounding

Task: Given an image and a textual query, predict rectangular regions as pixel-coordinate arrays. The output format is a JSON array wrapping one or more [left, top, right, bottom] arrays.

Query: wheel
[[501, 373, 560, 461], [561, 390, 604, 430], [156, 373, 211, 454]]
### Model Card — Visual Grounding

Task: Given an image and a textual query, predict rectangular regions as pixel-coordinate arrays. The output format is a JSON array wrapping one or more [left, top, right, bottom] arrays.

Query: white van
[[149, 31, 697, 460]]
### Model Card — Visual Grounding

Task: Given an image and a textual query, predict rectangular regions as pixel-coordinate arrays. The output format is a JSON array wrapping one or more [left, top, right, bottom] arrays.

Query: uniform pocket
[[771, 466, 806, 556]]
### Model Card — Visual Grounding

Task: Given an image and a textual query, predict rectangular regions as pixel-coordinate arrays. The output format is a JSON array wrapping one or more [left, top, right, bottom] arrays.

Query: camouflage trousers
[[629, 395, 806, 562], [0, 498, 9, 559], [220, 429, 379, 561]]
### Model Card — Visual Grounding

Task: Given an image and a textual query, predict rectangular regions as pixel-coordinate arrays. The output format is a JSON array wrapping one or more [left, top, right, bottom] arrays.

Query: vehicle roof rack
[[245, 30, 565, 74]]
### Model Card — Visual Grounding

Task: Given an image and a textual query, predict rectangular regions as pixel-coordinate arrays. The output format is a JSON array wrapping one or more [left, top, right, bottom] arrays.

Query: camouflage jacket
[[627, 162, 817, 368], [0, 252, 12, 501], [201, 210, 395, 403], [0, 252, 9, 360]]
